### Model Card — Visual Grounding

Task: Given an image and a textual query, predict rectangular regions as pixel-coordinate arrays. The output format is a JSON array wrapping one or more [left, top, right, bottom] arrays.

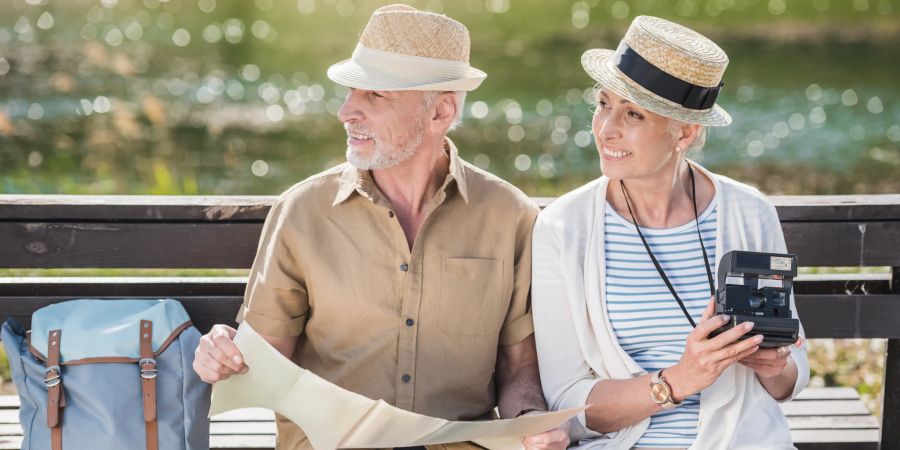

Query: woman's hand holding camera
[[739, 336, 803, 379], [665, 296, 763, 401]]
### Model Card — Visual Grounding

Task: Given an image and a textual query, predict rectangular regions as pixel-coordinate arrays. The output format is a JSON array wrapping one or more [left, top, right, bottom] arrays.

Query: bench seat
[[0, 387, 877, 449]]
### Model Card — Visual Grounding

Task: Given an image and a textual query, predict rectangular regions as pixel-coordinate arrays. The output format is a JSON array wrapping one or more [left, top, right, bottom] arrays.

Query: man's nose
[[337, 89, 364, 123]]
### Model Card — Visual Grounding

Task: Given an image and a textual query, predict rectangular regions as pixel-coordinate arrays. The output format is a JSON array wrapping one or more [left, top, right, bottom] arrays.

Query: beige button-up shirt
[[238, 139, 539, 449]]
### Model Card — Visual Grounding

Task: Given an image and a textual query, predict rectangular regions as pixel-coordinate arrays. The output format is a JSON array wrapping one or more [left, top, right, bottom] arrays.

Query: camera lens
[[749, 294, 766, 309]]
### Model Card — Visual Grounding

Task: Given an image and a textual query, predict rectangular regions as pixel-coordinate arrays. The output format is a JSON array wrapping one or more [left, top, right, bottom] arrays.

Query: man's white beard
[[346, 122, 424, 171]]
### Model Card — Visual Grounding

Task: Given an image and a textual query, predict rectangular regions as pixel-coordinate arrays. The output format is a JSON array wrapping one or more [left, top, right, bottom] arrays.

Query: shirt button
[[400, 263, 409, 271], [406, 318, 415, 327], [388, 211, 395, 218], [401, 374, 411, 383]]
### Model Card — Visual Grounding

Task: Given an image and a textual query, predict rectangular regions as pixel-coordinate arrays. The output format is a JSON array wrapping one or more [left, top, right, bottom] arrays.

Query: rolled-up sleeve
[[499, 204, 541, 346], [237, 195, 309, 338], [531, 216, 606, 441]]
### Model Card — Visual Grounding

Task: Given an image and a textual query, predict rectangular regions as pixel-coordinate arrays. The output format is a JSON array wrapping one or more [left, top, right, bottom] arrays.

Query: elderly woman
[[532, 16, 809, 449]]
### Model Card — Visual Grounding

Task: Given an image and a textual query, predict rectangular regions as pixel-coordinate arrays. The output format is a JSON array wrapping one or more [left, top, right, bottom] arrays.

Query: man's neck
[[370, 137, 450, 248]]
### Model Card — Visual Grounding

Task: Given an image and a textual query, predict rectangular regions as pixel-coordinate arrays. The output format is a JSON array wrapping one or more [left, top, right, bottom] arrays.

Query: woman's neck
[[610, 160, 703, 229]]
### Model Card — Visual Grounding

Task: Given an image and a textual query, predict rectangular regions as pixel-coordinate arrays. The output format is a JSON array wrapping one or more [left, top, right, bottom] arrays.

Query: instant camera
[[710, 251, 800, 348]]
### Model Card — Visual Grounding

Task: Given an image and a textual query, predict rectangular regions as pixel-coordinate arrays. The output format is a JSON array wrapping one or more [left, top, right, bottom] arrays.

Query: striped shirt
[[604, 200, 717, 448]]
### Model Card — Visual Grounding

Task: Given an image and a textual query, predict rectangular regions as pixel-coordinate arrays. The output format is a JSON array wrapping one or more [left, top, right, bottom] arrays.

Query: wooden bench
[[1, 194, 898, 449]]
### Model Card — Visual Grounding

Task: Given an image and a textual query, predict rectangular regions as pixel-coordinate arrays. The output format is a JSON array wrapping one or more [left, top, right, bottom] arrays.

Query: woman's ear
[[675, 122, 702, 152]]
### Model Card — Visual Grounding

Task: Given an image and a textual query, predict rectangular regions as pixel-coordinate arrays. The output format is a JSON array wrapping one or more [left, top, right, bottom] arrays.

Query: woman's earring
[[676, 146, 682, 152]]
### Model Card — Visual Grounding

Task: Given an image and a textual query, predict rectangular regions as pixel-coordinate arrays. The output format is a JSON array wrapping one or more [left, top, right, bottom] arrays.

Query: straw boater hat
[[327, 4, 486, 92], [582, 16, 731, 126]]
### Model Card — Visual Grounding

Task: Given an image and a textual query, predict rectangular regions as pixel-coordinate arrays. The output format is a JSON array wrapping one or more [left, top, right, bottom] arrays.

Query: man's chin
[[347, 148, 383, 170]]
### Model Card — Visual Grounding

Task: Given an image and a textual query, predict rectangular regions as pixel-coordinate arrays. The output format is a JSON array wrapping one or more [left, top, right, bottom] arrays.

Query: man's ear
[[430, 92, 457, 132]]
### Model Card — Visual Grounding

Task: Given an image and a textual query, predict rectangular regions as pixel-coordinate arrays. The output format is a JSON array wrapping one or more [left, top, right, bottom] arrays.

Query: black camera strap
[[619, 164, 715, 328]]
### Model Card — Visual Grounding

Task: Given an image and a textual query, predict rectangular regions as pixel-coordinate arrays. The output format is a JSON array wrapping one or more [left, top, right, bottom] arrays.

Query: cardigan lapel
[[583, 177, 643, 378]]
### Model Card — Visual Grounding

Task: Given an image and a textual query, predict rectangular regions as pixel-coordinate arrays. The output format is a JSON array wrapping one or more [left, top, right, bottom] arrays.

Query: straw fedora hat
[[327, 4, 486, 92], [582, 16, 732, 126]]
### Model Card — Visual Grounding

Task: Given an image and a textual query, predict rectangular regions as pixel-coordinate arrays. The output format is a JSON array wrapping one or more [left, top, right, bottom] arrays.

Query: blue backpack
[[1, 299, 210, 450]]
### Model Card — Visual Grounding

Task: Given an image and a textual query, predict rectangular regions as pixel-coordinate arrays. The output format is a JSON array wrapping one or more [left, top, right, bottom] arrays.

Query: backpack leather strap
[[139, 320, 158, 450], [45, 329, 63, 450]]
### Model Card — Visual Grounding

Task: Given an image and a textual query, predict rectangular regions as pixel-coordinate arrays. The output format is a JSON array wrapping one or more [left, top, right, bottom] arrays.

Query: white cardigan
[[532, 163, 809, 450]]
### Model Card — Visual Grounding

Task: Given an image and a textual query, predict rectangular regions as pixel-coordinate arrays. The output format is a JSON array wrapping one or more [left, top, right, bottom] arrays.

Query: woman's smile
[[601, 146, 633, 161]]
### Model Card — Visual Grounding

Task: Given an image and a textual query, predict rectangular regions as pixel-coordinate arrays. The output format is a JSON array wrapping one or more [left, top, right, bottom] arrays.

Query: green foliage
[[808, 339, 885, 417]]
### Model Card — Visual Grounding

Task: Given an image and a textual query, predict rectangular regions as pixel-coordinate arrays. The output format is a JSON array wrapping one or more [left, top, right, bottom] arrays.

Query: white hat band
[[351, 43, 472, 87]]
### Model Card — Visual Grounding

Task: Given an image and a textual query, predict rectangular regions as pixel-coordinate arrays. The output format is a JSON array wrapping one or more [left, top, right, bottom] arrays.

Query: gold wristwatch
[[649, 369, 681, 409]]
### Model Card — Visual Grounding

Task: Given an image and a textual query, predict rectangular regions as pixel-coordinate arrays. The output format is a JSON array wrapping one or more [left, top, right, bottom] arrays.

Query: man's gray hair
[[422, 91, 467, 131]]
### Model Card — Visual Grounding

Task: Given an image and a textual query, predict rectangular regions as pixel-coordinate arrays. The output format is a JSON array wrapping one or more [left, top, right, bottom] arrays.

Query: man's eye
[[371, 92, 385, 98], [628, 110, 644, 119], [598, 100, 609, 108]]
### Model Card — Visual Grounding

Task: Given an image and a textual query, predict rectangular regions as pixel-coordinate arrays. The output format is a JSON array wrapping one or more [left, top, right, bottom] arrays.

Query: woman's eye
[[628, 110, 644, 119], [371, 92, 384, 98], [598, 100, 609, 108]]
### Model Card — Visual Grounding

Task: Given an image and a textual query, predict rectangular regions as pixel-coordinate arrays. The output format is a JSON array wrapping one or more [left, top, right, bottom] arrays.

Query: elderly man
[[193, 4, 567, 450]]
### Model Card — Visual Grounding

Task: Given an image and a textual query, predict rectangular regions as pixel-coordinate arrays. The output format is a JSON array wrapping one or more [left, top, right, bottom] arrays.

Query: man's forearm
[[495, 335, 548, 418]]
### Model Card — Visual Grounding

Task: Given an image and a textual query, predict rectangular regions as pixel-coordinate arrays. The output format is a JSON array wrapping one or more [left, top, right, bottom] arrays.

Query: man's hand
[[739, 337, 804, 379], [193, 324, 248, 384], [520, 418, 569, 450]]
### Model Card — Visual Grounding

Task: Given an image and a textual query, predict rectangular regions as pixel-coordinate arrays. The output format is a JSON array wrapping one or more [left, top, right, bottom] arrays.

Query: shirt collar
[[332, 137, 469, 206]]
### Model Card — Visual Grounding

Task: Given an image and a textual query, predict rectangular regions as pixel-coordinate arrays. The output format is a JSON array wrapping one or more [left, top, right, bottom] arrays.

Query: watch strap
[[650, 370, 681, 409]]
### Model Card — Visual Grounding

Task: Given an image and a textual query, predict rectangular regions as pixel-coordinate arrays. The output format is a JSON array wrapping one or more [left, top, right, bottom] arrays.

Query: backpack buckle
[[139, 358, 158, 379], [44, 365, 61, 387]]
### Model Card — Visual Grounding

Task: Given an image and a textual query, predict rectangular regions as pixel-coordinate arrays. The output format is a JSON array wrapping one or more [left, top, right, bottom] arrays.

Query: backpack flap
[[29, 299, 192, 363]]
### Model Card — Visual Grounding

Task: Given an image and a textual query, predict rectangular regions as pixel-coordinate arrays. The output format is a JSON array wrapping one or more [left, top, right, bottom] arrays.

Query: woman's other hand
[[665, 296, 763, 401], [738, 337, 804, 379]]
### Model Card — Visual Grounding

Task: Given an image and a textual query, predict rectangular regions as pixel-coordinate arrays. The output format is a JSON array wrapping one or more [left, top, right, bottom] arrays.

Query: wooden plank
[[0, 296, 243, 333], [0, 223, 262, 269], [0, 411, 17, 425], [782, 221, 900, 266], [211, 408, 274, 422], [1, 220, 896, 268], [0, 437, 21, 450], [0, 275, 890, 296], [792, 429, 880, 443], [209, 435, 275, 449], [882, 266, 900, 450], [0, 195, 275, 221], [211, 422, 277, 435], [795, 294, 900, 339], [787, 415, 880, 430], [0, 387, 856, 406], [0, 293, 898, 338], [773, 194, 900, 222], [4, 194, 900, 222], [0, 277, 247, 297], [794, 387, 865, 400], [796, 444, 877, 450], [0, 195, 899, 269], [781, 400, 872, 416]]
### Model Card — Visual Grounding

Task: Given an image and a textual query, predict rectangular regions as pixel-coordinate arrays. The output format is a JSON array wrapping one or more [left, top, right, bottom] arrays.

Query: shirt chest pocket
[[439, 257, 503, 337]]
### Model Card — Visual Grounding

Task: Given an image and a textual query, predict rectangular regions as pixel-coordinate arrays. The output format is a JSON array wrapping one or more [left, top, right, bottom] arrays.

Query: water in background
[[1, 0, 898, 197]]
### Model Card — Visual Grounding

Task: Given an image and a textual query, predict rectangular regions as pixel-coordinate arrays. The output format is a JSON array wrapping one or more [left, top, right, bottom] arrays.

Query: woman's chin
[[599, 161, 632, 180]]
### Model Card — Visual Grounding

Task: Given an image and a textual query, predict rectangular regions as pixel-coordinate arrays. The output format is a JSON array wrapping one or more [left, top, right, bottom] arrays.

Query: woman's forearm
[[584, 373, 663, 433], [758, 356, 799, 400]]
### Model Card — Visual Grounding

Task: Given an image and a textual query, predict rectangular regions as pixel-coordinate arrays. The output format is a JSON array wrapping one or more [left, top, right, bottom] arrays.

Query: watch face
[[650, 381, 671, 403]]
